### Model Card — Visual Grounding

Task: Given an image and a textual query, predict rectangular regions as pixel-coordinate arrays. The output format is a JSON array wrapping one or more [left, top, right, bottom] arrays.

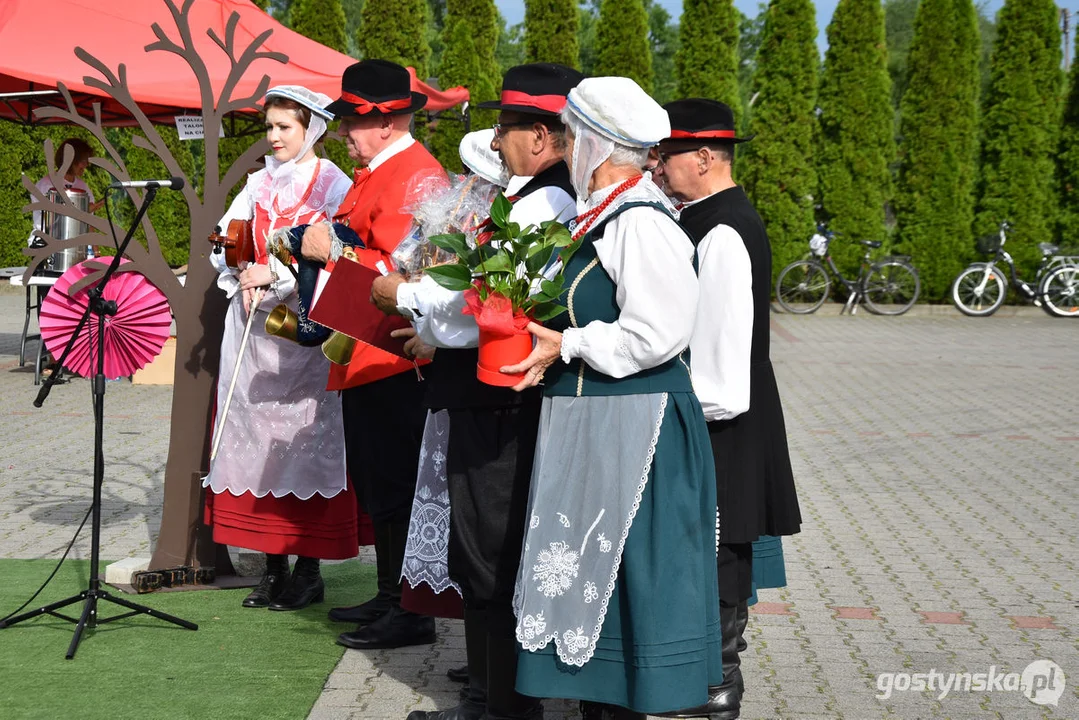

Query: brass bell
[[265, 304, 299, 342], [321, 331, 356, 366]]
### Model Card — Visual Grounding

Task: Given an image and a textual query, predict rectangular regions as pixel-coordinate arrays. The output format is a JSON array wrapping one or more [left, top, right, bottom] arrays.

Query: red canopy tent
[[0, 0, 468, 125]]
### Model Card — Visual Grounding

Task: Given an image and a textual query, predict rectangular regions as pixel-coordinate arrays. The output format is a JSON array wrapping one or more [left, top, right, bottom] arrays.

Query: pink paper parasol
[[39, 259, 172, 379]]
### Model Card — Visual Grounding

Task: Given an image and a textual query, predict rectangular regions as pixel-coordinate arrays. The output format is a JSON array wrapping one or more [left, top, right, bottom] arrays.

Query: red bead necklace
[[571, 174, 644, 241]]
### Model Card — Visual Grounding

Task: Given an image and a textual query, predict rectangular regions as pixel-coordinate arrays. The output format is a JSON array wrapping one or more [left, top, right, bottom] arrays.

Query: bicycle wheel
[[862, 261, 920, 315], [1041, 265, 1079, 318], [951, 263, 1006, 316], [776, 260, 830, 314]]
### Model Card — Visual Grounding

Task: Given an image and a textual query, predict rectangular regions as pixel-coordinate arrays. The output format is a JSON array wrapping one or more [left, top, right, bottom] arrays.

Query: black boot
[[404, 606, 488, 720], [447, 665, 469, 683], [242, 554, 290, 608], [486, 606, 542, 720], [337, 522, 436, 649], [268, 556, 325, 611], [655, 603, 741, 719], [329, 522, 397, 624], [734, 600, 749, 696]]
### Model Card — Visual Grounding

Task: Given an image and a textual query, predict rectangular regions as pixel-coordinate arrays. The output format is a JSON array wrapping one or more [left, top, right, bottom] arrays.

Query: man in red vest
[[301, 59, 446, 650]]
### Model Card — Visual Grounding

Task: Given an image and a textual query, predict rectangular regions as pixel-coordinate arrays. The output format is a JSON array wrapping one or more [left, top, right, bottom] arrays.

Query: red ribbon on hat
[[500, 90, 567, 114], [341, 91, 413, 115], [669, 129, 738, 139]]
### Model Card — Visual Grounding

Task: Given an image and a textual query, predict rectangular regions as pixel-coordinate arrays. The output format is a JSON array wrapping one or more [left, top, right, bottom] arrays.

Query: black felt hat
[[661, 98, 753, 143], [477, 63, 585, 117], [324, 60, 427, 118]]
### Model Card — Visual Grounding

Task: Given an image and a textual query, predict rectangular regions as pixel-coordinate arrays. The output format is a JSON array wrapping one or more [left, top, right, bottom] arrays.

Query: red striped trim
[[500, 90, 566, 113], [669, 129, 737, 139]]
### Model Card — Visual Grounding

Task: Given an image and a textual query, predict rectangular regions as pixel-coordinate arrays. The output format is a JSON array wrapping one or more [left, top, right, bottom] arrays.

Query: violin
[[208, 219, 255, 269]]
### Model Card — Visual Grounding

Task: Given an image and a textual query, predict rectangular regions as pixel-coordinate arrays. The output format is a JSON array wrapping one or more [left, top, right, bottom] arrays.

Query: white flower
[[530, 514, 539, 529], [583, 581, 598, 604], [557, 513, 570, 528], [598, 533, 612, 553], [533, 541, 580, 598], [432, 448, 446, 471], [562, 626, 590, 654], [522, 612, 546, 640]]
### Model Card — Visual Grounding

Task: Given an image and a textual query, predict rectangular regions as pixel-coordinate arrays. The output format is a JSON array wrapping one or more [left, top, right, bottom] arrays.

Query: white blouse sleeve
[[322, 166, 355, 218], [211, 184, 255, 298], [689, 224, 753, 421], [559, 206, 699, 378]]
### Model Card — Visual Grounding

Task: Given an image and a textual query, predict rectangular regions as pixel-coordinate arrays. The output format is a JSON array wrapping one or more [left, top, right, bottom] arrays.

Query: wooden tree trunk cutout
[[21, 0, 288, 572]]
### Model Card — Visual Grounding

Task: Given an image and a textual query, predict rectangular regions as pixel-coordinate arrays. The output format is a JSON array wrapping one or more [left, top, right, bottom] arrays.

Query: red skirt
[[205, 482, 359, 560]]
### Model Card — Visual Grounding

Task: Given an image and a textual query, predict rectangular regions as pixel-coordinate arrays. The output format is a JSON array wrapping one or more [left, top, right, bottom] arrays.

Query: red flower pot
[[476, 329, 533, 387]]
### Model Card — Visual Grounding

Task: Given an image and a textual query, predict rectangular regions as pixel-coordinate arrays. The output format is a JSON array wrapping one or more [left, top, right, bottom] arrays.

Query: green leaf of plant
[[531, 302, 568, 321], [430, 233, 470, 259], [541, 278, 565, 297], [489, 194, 512, 229], [480, 251, 514, 274], [425, 263, 474, 291], [548, 225, 574, 247], [526, 245, 556, 273]]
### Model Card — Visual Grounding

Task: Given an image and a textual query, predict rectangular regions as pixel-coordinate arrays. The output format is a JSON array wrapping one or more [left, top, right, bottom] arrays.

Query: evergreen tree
[[524, 0, 580, 68], [496, 13, 527, 73], [291, 0, 349, 54], [251, 0, 272, 10], [429, 0, 500, 171], [884, 0, 919, 110], [646, 0, 681, 105], [1059, 29, 1079, 243], [578, 0, 599, 75], [817, 0, 895, 274], [593, 0, 653, 94], [739, 0, 819, 277], [894, 0, 980, 299], [974, 0, 1063, 276], [358, 0, 431, 79], [675, 0, 742, 120]]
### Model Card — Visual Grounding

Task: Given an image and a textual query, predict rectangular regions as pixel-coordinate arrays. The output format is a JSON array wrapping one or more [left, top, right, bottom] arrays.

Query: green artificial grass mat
[[0, 558, 375, 720]]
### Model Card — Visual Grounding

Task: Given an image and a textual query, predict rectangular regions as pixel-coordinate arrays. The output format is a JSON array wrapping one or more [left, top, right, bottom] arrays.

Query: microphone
[[109, 177, 186, 190]]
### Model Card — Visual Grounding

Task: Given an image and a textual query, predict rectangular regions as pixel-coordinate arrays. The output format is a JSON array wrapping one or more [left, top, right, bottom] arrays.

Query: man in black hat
[[653, 98, 802, 720], [370, 63, 582, 720], [301, 59, 445, 651]]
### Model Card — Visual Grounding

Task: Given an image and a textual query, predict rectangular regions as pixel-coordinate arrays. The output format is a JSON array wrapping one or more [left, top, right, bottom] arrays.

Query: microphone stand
[[0, 187, 197, 658]]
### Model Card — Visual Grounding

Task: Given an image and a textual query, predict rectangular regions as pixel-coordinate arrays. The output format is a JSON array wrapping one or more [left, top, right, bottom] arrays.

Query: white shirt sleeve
[[689, 224, 753, 421], [211, 185, 254, 298], [559, 207, 699, 378], [396, 184, 578, 349]]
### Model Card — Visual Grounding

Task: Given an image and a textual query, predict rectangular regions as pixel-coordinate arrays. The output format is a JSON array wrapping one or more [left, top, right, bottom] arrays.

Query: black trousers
[[446, 394, 541, 605], [718, 542, 753, 607], [341, 371, 427, 524]]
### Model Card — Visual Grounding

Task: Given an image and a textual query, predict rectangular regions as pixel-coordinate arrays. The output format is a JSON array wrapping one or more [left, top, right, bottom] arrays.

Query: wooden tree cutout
[[23, 0, 288, 572]]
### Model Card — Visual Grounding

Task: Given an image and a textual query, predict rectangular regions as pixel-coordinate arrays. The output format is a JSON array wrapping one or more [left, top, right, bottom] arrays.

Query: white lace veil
[[560, 105, 614, 209], [253, 85, 335, 214]]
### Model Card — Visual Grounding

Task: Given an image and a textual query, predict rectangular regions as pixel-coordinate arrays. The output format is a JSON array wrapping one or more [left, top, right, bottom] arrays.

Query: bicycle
[[775, 227, 921, 315], [950, 221, 1079, 317]]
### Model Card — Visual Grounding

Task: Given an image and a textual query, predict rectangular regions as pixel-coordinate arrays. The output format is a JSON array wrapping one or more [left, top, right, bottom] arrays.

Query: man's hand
[[390, 327, 436, 361], [371, 272, 408, 316], [301, 222, 332, 263]]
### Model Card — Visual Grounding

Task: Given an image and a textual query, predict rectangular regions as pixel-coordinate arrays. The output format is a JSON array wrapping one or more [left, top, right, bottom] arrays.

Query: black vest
[[678, 186, 772, 366], [423, 161, 576, 410]]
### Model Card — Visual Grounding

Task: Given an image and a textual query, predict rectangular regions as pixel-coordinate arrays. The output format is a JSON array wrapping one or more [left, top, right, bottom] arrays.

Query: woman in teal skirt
[[503, 77, 723, 719]]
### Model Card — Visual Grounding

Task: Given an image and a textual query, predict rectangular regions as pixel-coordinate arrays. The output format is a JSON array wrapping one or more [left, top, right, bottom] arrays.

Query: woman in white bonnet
[[503, 77, 723, 719], [203, 86, 356, 611]]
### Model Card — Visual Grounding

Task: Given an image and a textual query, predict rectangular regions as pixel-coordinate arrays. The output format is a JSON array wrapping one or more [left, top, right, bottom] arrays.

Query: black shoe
[[447, 664, 469, 683], [268, 557, 325, 611], [242, 554, 290, 608], [328, 593, 393, 624], [404, 701, 485, 720], [337, 606, 436, 649], [579, 702, 644, 720]]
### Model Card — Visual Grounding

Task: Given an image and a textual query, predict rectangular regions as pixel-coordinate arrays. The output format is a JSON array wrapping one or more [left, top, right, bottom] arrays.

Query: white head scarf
[[254, 85, 335, 215], [560, 77, 671, 203], [458, 129, 506, 188]]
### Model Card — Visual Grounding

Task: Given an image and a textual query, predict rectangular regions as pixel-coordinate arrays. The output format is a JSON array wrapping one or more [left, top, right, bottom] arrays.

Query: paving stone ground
[[1, 287, 1076, 719]]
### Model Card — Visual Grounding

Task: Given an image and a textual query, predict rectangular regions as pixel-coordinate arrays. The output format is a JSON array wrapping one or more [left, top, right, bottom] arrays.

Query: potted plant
[[425, 193, 580, 386]]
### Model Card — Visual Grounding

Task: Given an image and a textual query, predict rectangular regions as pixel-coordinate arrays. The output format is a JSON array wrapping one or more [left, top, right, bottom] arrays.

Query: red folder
[[308, 258, 411, 357]]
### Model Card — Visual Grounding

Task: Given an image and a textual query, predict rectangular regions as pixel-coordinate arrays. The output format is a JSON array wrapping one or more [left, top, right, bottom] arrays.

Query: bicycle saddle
[[1038, 242, 1058, 256], [858, 240, 883, 249]]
